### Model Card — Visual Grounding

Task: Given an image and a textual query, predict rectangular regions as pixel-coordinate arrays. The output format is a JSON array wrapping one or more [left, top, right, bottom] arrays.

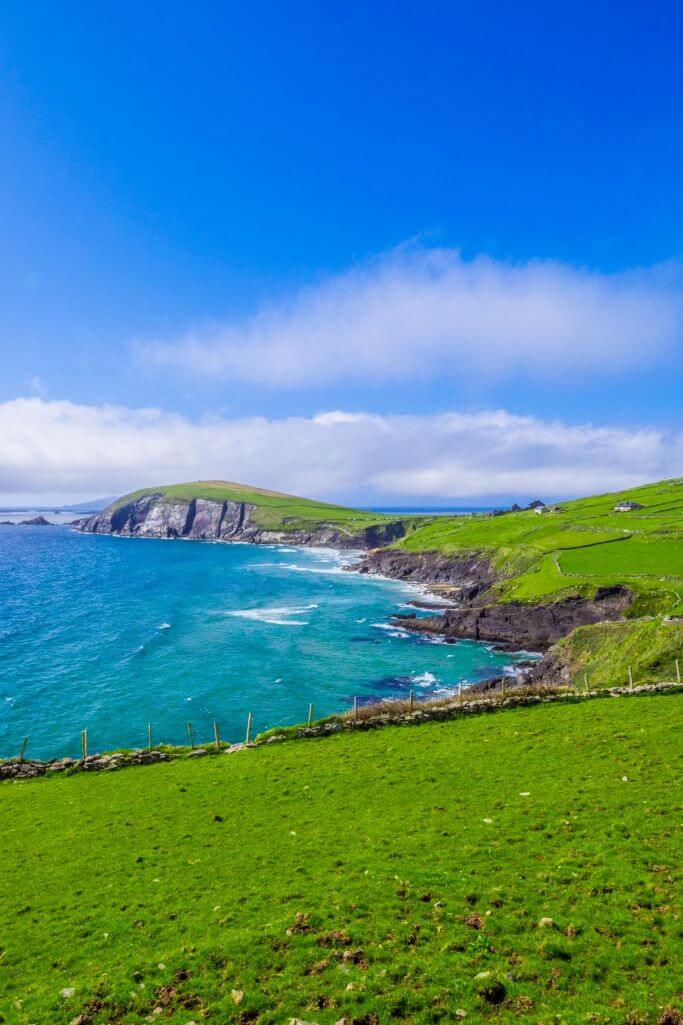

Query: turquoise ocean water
[[0, 525, 533, 759]]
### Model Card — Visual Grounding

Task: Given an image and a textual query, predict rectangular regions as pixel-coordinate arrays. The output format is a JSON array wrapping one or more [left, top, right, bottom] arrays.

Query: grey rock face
[[79, 495, 405, 550]]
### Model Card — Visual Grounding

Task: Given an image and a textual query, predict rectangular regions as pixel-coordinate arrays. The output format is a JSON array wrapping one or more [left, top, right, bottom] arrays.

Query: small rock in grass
[[519, 791, 531, 797], [230, 989, 244, 1005], [157, 963, 166, 970], [622, 776, 629, 782], [538, 917, 554, 928], [475, 975, 506, 1005], [59, 988, 75, 998], [455, 1012, 467, 1020], [483, 818, 493, 824], [288, 1020, 319, 1025], [474, 972, 490, 980]]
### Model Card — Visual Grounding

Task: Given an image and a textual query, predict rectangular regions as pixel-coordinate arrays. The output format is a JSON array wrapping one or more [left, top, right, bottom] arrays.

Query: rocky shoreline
[[77, 495, 635, 684], [352, 548, 632, 649]]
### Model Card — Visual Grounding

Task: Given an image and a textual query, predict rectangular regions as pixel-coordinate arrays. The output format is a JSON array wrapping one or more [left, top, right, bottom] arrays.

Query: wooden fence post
[[187, 722, 194, 749], [245, 712, 253, 745], [81, 729, 88, 760], [307, 703, 314, 727], [213, 721, 221, 750], [353, 696, 358, 721], [18, 736, 27, 763], [628, 666, 634, 690], [409, 689, 414, 712], [147, 723, 153, 751], [676, 658, 681, 684]]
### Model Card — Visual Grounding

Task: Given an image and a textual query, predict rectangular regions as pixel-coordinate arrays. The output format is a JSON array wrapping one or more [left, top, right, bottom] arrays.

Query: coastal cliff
[[78, 477, 681, 688], [353, 548, 633, 650], [79, 490, 407, 549]]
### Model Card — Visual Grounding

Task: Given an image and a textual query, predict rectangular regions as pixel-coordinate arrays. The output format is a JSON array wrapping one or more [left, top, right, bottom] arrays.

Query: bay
[[0, 524, 532, 759]]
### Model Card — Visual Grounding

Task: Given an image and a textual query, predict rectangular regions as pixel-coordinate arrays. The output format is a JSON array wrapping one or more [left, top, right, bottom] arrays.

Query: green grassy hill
[[110, 480, 404, 534], [397, 477, 683, 616], [1, 694, 680, 1025]]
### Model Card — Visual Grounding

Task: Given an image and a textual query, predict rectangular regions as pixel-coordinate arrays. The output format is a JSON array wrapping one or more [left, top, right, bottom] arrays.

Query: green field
[[1, 695, 681, 1025], [111, 481, 404, 534], [397, 478, 683, 615]]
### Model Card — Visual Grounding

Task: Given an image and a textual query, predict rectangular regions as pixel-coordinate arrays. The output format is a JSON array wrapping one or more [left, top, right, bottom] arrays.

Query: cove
[[0, 525, 532, 759]]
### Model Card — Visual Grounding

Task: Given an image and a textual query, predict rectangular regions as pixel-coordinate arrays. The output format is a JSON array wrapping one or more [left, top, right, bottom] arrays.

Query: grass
[[109, 481, 406, 534], [548, 619, 683, 690], [395, 477, 683, 615], [1, 694, 681, 1025]]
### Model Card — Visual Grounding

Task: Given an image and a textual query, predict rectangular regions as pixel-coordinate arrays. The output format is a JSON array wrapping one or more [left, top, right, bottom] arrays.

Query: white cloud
[[1, 397, 680, 504], [139, 248, 682, 386]]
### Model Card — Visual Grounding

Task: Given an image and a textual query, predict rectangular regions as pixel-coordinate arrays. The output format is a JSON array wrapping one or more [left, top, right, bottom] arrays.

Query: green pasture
[[1, 694, 681, 1025]]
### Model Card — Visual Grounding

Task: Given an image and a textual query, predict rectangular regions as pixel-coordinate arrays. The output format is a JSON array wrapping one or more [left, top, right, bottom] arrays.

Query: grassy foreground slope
[[111, 480, 403, 533], [398, 477, 683, 616], [1, 696, 681, 1025]]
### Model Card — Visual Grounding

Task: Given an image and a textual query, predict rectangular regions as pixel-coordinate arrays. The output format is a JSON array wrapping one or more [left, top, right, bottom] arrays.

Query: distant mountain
[[56, 496, 118, 513]]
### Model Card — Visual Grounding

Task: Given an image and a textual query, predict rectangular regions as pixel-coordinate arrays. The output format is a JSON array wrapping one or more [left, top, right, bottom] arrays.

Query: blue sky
[[1, 1, 682, 503]]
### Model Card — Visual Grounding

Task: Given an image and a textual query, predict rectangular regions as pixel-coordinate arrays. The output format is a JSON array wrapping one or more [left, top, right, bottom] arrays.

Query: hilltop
[[79, 479, 411, 547], [1, 694, 680, 1024]]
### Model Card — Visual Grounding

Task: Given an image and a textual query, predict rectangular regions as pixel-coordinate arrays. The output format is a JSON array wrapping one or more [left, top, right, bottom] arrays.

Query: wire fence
[[3, 658, 681, 766]]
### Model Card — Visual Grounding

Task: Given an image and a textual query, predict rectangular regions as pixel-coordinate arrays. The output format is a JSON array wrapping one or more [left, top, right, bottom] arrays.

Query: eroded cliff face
[[353, 549, 633, 652], [78, 495, 406, 549], [394, 586, 633, 651]]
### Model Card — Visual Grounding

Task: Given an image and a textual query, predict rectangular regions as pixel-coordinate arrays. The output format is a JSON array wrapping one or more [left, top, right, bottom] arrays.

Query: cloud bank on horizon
[[2, 398, 681, 506], [140, 247, 682, 386]]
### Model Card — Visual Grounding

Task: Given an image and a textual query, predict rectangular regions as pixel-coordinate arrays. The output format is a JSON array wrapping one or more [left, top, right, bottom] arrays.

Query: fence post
[[409, 689, 414, 712], [147, 723, 153, 751], [628, 666, 634, 690], [307, 703, 314, 727], [81, 728, 88, 760], [676, 659, 681, 684], [584, 673, 589, 693], [353, 696, 358, 721], [245, 712, 253, 745], [213, 721, 221, 750], [187, 722, 194, 749], [18, 736, 28, 763]]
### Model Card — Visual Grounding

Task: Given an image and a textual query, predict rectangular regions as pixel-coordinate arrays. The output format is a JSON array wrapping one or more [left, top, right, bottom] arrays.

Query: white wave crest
[[410, 671, 438, 687], [225, 603, 318, 626]]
